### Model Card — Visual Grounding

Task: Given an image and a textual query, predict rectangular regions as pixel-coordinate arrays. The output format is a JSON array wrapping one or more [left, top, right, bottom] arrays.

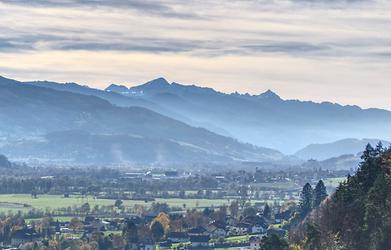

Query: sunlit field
[[0, 194, 290, 215]]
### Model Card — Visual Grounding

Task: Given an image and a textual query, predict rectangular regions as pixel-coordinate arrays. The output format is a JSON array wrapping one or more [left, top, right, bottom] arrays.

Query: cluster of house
[[0, 216, 122, 249], [157, 213, 289, 249], [7, 228, 40, 248], [1, 207, 292, 250]]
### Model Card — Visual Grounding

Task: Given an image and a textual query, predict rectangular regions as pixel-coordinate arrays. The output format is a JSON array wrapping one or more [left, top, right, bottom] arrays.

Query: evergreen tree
[[81, 203, 90, 215], [358, 143, 382, 193], [243, 206, 257, 218], [304, 223, 322, 250], [260, 234, 289, 250], [314, 180, 327, 207], [150, 221, 164, 242], [122, 220, 138, 245], [293, 145, 391, 250], [230, 201, 239, 219], [300, 183, 314, 218], [114, 199, 123, 209], [263, 203, 272, 220], [375, 141, 384, 155]]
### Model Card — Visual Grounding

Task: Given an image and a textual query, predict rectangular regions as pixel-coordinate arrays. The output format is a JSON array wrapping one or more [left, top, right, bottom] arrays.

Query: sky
[[0, 0, 390, 110]]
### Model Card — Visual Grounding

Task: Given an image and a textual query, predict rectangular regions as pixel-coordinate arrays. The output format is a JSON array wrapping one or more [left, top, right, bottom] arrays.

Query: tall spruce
[[122, 220, 138, 246], [314, 180, 328, 207], [291, 144, 391, 250], [299, 183, 314, 218], [263, 203, 272, 220], [358, 143, 382, 193]]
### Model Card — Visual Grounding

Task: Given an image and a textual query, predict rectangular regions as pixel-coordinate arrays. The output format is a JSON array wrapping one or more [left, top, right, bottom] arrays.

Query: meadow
[[0, 194, 275, 215], [0, 177, 347, 218], [324, 177, 347, 189]]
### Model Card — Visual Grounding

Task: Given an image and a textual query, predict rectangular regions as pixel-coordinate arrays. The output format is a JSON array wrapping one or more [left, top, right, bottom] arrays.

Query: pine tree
[[150, 221, 164, 242], [300, 183, 314, 218], [304, 223, 322, 250], [314, 180, 327, 207], [260, 234, 289, 250], [375, 141, 384, 155], [122, 220, 138, 245], [294, 145, 391, 250], [358, 143, 382, 193], [263, 203, 272, 220]]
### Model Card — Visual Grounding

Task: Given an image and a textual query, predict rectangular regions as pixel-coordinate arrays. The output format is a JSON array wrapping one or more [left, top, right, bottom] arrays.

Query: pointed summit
[[144, 77, 170, 87], [128, 77, 171, 94], [258, 89, 282, 101]]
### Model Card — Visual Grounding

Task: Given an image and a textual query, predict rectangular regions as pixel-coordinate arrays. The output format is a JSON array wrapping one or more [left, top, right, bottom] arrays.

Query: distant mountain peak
[[258, 89, 282, 100], [64, 82, 88, 88], [126, 77, 171, 94], [145, 77, 170, 87], [105, 84, 129, 93]]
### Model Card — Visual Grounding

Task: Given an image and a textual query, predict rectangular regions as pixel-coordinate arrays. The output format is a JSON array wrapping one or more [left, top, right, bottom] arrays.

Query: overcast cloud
[[0, 0, 390, 109]]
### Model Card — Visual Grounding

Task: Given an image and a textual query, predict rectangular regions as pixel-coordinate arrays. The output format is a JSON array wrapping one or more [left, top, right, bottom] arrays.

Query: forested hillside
[[290, 143, 391, 250]]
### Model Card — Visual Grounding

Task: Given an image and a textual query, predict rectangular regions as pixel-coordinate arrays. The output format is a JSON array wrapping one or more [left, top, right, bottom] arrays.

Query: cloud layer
[[0, 0, 390, 109]]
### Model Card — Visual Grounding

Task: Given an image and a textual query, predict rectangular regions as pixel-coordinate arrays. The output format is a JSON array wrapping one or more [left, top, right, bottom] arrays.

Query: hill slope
[[106, 78, 391, 153], [28, 79, 231, 137], [292, 145, 391, 249], [29, 77, 391, 154], [295, 138, 391, 160], [0, 76, 283, 165]]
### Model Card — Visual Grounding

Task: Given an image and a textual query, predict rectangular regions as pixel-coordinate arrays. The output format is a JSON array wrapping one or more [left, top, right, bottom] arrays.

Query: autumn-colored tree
[[152, 212, 170, 233], [292, 144, 391, 250], [69, 217, 83, 233]]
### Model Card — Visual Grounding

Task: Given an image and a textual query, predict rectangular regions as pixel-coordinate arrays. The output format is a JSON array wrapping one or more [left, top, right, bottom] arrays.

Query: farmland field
[[0, 194, 287, 215], [324, 177, 347, 189], [253, 181, 301, 190]]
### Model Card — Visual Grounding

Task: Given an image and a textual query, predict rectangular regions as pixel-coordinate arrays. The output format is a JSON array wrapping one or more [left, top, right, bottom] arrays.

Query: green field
[[253, 182, 301, 190], [0, 194, 277, 215], [324, 177, 347, 188], [224, 235, 251, 244], [0, 193, 301, 219], [0, 194, 114, 214]]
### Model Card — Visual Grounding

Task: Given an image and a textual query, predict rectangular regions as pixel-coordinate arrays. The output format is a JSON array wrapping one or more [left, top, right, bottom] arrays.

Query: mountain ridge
[[0, 75, 284, 165], [17, 75, 391, 153], [105, 77, 391, 153], [295, 138, 391, 160], [106, 77, 390, 112]]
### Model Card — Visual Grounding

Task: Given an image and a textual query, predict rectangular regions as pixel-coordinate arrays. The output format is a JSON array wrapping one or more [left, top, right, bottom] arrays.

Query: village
[[1, 198, 294, 250], [0, 178, 334, 249], [0, 160, 344, 249]]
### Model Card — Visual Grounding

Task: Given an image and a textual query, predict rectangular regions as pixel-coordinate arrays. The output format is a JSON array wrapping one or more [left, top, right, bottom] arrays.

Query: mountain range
[[108, 78, 391, 154], [26, 77, 391, 154], [1, 75, 391, 167], [0, 76, 283, 165]]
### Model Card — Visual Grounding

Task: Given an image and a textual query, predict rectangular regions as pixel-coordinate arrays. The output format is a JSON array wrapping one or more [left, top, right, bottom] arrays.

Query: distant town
[[0, 155, 347, 249]]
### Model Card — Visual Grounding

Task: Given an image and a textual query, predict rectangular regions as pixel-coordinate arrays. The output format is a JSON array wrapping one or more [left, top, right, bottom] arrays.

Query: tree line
[[290, 143, 391, 250]]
